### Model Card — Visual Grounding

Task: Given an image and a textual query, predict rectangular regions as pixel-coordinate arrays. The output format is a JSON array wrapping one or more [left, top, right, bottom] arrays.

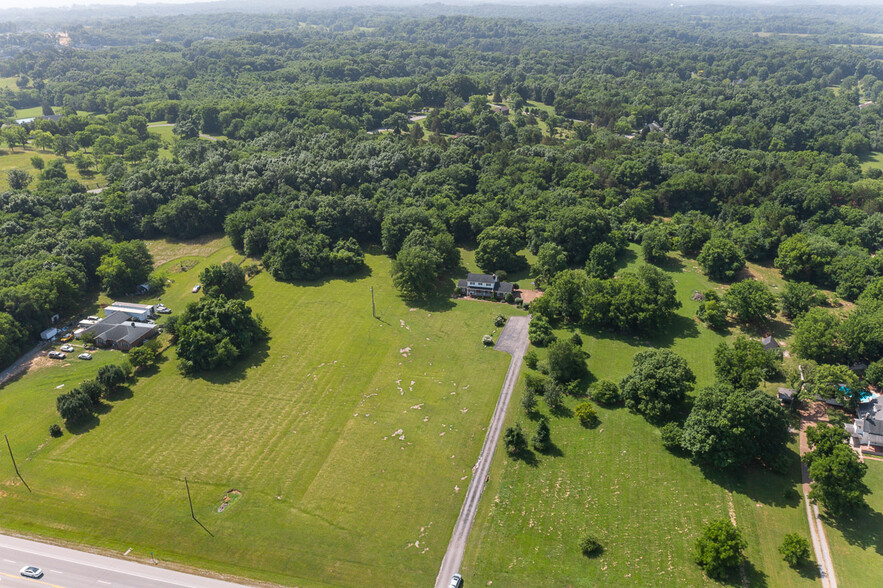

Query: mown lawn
[[860, 150, 883, 171], [462, 245, 817, 587], [823, 459, 883, 586], [0, 238, 524, 586]]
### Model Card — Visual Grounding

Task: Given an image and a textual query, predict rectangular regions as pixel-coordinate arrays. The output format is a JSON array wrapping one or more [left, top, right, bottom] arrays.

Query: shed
[[777, 387, 795, 404], [761, 335, 779, 351]]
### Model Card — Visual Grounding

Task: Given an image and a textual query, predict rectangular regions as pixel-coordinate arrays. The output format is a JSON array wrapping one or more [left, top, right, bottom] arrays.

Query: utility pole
[[370, 286, 376, 318], [4, 434, 31, 493]]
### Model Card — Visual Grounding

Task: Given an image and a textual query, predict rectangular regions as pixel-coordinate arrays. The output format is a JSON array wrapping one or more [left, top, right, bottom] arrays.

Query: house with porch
[[83, 311, 158, 351], [457, 273, 514, 300]]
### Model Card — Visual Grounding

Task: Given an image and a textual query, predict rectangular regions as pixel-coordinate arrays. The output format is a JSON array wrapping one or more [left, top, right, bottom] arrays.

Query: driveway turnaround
[[434, 315, 530, 588], [0, 534, 248, 588]]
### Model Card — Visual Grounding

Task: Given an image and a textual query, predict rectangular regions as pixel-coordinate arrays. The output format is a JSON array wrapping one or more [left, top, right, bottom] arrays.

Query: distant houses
[[491, 104, 510, 115], [457, 273, 514, 300]]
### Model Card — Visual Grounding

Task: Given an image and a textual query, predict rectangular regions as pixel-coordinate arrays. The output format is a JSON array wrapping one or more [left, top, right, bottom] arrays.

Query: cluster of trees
[[804, 424, 870, 515], [56, 364, 128, 425], [171, 294, 267, 373], [533, 266, 680, 334]]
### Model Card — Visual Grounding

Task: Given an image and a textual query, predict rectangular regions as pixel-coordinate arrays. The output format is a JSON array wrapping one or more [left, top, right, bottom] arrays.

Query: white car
[[449, 574, 463, 588], [157, 307, 172, 314], [192, 284, 201, 293], [78, 353, 93, 360], [20, 566, 43, 579], [60, 344, 74, 352]]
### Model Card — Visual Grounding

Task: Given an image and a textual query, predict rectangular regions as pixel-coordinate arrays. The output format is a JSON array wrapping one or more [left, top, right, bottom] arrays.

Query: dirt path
[[434, 315, 530, 588], [799, 402, 837, 588], [0, 342, 47, 389]]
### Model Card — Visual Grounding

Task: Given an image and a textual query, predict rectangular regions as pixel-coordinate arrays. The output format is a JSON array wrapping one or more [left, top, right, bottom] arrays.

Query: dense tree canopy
[[174, 295, 267, 372], [620, 349, 695, 422]]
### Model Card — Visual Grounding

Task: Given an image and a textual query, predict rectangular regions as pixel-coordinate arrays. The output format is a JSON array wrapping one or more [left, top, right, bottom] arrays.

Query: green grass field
[[861, 151, 883, 172], [0, 147, 105, 191], [824, 459, 883, 586], [0, 238, 525, 586], [13, 106, 45, 119], [462, 245, 817, 587]]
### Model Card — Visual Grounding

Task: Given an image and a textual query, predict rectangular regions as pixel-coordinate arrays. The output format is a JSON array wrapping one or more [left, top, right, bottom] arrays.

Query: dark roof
[[467, 273, 495, 283], [761, 335, 779, 350], [777, 387, 795, 400], [496, 282, 514, 294], [85, 312, 156, 344], [457, 279, 468, 288], [864, 416, 883, 436]]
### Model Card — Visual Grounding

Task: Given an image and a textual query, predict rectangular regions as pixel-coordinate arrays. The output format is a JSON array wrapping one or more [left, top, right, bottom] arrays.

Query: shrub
[[695, 519, 746, 580], [532, 419, 551, 451], [514, 297, 523, 307], [579, 534, 603, 557], [49, 424, 62, 437], [528, 316, 555, 346], [778, 533, 811, 567], [505, 292, 515, 303], [524, 350, 539, 370], [544, 380, 564, 411], [503, 424, 527, 456], [524, 371, 546, 395], [570, 332, 583, 347], [56, 389, 94, 424], [591, 380, 621, 405], [521, 388, 538, 414], [547, 339, 588, 383], [482, 334, 494, 346], [494, 314, 507, 327], [660, 422, 684, 452], [574, 402, 599, 427]]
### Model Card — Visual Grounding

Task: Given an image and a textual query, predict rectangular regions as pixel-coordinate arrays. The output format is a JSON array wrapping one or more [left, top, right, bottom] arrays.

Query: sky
[[0, 0, 219, 9]]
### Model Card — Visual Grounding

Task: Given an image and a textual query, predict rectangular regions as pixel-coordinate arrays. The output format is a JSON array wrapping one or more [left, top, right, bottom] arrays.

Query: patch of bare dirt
[[516, 289, 543, 304]]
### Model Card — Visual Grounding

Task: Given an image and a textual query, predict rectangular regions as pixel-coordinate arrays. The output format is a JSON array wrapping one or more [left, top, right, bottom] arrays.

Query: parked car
[[60, 344, 74, 352], [48, 351, 66, 360], [449, 574, 463, 588], [78, 353, 93, 360], [192, 284, 201, 293], [20, 566, 43, 579], [84, 343, 96, 350], [157, 307, 172, 314], [87, 315, 99, 321], [60, 333, 73, 342]]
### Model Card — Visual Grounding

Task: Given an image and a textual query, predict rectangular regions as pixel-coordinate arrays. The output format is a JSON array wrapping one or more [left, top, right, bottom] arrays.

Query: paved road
[[434, 315, 530, 588], [0, 534, 248, 588]]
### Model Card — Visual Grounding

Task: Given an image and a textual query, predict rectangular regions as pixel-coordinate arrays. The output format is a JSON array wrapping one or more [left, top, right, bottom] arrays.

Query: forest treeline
[[1, 5, 883, 374]]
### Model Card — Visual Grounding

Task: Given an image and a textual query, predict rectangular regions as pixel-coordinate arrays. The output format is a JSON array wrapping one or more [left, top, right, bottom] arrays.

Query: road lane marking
[[97, 581, 111, 585], [2, 560, 15, 563], [0, 571, 67, 588]]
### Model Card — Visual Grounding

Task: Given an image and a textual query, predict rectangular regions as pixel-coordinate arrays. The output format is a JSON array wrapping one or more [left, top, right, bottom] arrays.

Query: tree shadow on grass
[[510, 447, 539, 467], [193, 338, 271, 385], [698, 447, 804, 508], [66, 414, 100, 435], [823, 505, 883, 556], [537, 441, 564, 458], [284, 263, 375, 288], [794, 559, 822, 581], [614, 247, 637, 272], [105, 385, 133, 402], [549, 403, 573, 418], [740, 558, 770, 588]]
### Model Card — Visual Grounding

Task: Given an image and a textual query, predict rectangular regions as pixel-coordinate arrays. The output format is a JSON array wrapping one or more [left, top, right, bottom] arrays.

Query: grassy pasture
[[463, 245, 818, 587], [0, 238, 524, 586], [0, 147, 105, 191], [824, 459, 883, 586]]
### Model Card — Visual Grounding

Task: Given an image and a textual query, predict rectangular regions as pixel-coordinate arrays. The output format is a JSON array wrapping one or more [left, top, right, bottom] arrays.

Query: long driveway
[[0, 534, 248, 588], [0, 343, 45, 389], [434, 315, 530, 588]]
